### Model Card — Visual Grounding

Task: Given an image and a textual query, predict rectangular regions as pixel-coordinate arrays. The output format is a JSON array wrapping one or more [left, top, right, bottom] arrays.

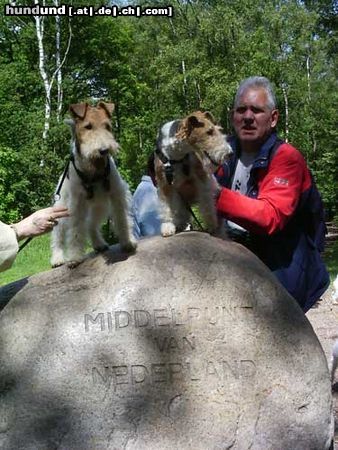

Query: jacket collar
[[230, 132, 278, 169]]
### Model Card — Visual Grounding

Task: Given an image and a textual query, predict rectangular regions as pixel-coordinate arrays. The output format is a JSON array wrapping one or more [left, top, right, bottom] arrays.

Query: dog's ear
[[69, 103, 88, 120], [98, 102, 115, 118], [176, 114, 204, 140], [203, 111, 216, 124]]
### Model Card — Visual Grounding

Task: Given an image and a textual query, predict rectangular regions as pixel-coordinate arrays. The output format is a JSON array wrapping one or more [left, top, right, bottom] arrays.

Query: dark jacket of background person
[[216, 133, 330, 312]]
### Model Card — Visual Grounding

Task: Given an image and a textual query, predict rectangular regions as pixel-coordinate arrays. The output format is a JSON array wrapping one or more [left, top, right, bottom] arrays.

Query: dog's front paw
[[66, 259, 83, 269], [161, 222, 176, 237], [94, 244, 109, 253], [51, 262, 64, 268], [51, 255, 66, 268], [210, 228, 227, 239], [121, 241, 137, 253]]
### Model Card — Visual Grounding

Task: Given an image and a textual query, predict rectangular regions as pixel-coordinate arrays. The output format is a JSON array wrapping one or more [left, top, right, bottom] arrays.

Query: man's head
[[232, 76, 279, 151]]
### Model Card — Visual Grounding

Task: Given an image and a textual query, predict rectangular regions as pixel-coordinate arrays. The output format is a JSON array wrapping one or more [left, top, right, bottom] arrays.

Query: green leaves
[[0, 0, 336, 220]]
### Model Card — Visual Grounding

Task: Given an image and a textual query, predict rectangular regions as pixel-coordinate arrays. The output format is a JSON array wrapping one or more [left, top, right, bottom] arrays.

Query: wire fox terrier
[[155, 111, 232, 237], [51, 101, 136, 268]]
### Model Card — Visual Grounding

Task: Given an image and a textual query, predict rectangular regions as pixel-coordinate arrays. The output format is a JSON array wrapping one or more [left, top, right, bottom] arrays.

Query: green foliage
[[0, 0, 336, 222], [0, 146, 24, 222]]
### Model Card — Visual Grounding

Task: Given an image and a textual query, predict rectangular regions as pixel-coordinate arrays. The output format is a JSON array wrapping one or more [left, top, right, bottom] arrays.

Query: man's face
[[232, 88, 279, 149]]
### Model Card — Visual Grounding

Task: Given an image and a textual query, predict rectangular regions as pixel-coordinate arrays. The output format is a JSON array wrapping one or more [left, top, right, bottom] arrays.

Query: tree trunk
[[281, 84, 289, 143]]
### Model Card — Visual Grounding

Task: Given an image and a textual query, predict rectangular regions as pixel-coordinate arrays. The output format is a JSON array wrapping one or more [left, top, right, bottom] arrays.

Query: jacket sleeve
[[216, 144, 312, 235], [0, 221, 19, 272]]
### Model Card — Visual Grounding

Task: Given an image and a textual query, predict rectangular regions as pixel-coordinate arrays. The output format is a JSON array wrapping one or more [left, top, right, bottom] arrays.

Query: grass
[[324, 240, 338, 281], [0, 233, 337, 288], [0, 234, 51, 286]]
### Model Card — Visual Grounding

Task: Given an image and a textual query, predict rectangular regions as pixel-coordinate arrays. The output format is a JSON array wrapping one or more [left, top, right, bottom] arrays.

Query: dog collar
[[155, 148, 190, 184], [70, 154, 111, 199]]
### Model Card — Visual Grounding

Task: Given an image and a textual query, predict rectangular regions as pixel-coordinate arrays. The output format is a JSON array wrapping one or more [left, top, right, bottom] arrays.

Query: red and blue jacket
[[216, 132, 329, 312]]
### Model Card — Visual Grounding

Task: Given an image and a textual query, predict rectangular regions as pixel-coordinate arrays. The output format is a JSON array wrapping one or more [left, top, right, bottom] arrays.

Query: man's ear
[[69, 103, 88, 119], [271, 109, 279, 128]]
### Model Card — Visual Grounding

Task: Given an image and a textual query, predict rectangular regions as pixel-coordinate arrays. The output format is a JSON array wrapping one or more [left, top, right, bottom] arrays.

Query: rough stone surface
[[0, 232, 333, 450], [306, 285, 338, 449]]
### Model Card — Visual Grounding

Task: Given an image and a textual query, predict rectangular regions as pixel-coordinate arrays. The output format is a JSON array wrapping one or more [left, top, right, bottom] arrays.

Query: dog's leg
[[173, 196, 191, 233], [110, 179, 137, 252], [64, 195, 88, 267], [158, 191, 177, 237], [196, 179, 218, 234], [159, 190, 190, 237], [50, 188, 69, 267], [88, 201, 109, 252], [50, 216, 67, 267]]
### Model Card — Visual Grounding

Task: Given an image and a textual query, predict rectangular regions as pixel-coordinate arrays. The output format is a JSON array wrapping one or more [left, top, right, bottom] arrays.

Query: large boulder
[[0, 232, 333, 450]]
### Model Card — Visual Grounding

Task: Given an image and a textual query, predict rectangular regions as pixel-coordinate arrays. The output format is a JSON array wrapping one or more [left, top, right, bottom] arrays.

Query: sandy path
[[306, 284, 338, 448]]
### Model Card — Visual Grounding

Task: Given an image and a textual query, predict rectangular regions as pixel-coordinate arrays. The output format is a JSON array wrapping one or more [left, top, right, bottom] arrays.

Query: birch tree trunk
[[54, 0, 63, 123], [181, 59, 189, 112], [306, 53, 317, 157], [34, 0, 51, 140], [34, 0, 72, 138], [281, 84, 289, 143]]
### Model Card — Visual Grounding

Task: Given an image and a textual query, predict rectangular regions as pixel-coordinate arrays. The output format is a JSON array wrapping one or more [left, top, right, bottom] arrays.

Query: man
[[0, 205, 69, 272], [215, 76, 329, 312], [132, 153, 161, 239]]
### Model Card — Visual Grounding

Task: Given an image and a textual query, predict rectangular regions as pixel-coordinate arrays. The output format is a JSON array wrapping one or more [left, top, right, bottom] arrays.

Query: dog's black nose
[[99, 148, 109, 156]]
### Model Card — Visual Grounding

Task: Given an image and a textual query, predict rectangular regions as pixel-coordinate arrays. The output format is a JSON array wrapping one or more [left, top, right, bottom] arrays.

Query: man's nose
[[243, 109, 254, 121]]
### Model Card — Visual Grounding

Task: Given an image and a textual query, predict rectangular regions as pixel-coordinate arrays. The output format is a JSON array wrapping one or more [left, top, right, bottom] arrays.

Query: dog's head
[[176, 111, 232, 165], [67, 102, 119, 164]]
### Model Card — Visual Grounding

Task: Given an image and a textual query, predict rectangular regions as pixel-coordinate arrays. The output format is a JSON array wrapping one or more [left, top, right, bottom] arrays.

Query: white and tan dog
[[155, 111, 232, 237], [51, 101, 136, 268]]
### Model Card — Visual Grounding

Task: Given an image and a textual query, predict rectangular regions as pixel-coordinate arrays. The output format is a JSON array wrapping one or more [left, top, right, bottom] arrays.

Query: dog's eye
[[105, 123, 112, 131], [84, 123, 92, 130], [207, 128, 214, 135]]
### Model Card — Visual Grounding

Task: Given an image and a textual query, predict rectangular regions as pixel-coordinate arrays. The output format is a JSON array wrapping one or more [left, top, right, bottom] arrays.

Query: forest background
[[0, 0, 337, 225]]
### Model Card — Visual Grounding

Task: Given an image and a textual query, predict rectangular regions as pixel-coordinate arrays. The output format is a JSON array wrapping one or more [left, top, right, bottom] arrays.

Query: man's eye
[[236, 107, 246, 114], [251, 107, 263, 114]]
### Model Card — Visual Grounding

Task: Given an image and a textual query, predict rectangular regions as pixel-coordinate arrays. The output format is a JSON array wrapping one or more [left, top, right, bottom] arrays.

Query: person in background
[[132, 153, 161, 239], [0, 205, 69, 272], [214, 76, 329, 312]]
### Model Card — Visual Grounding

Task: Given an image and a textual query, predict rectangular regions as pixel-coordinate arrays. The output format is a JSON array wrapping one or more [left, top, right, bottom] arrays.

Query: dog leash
[[188, 205, 205, 232], [155, 148, 190, 185], [54, 158, 71, 202], [177, 192, 205, 232]]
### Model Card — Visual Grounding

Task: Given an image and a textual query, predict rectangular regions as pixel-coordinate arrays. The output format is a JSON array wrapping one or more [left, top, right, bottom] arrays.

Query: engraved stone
[[0, 232, 333, 449]]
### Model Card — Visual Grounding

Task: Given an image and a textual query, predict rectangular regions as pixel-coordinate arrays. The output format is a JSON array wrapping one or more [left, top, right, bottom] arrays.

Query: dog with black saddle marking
[[154, 110, 232, 237], [51, 101, 136, 268]]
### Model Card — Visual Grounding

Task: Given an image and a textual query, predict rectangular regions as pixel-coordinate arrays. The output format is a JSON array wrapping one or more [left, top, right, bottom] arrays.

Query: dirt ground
[[306, 283, 338, 448]]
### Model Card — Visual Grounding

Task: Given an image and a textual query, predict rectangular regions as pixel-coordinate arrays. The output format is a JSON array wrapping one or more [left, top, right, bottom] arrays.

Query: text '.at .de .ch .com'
[[4, 3, 174, 18]]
